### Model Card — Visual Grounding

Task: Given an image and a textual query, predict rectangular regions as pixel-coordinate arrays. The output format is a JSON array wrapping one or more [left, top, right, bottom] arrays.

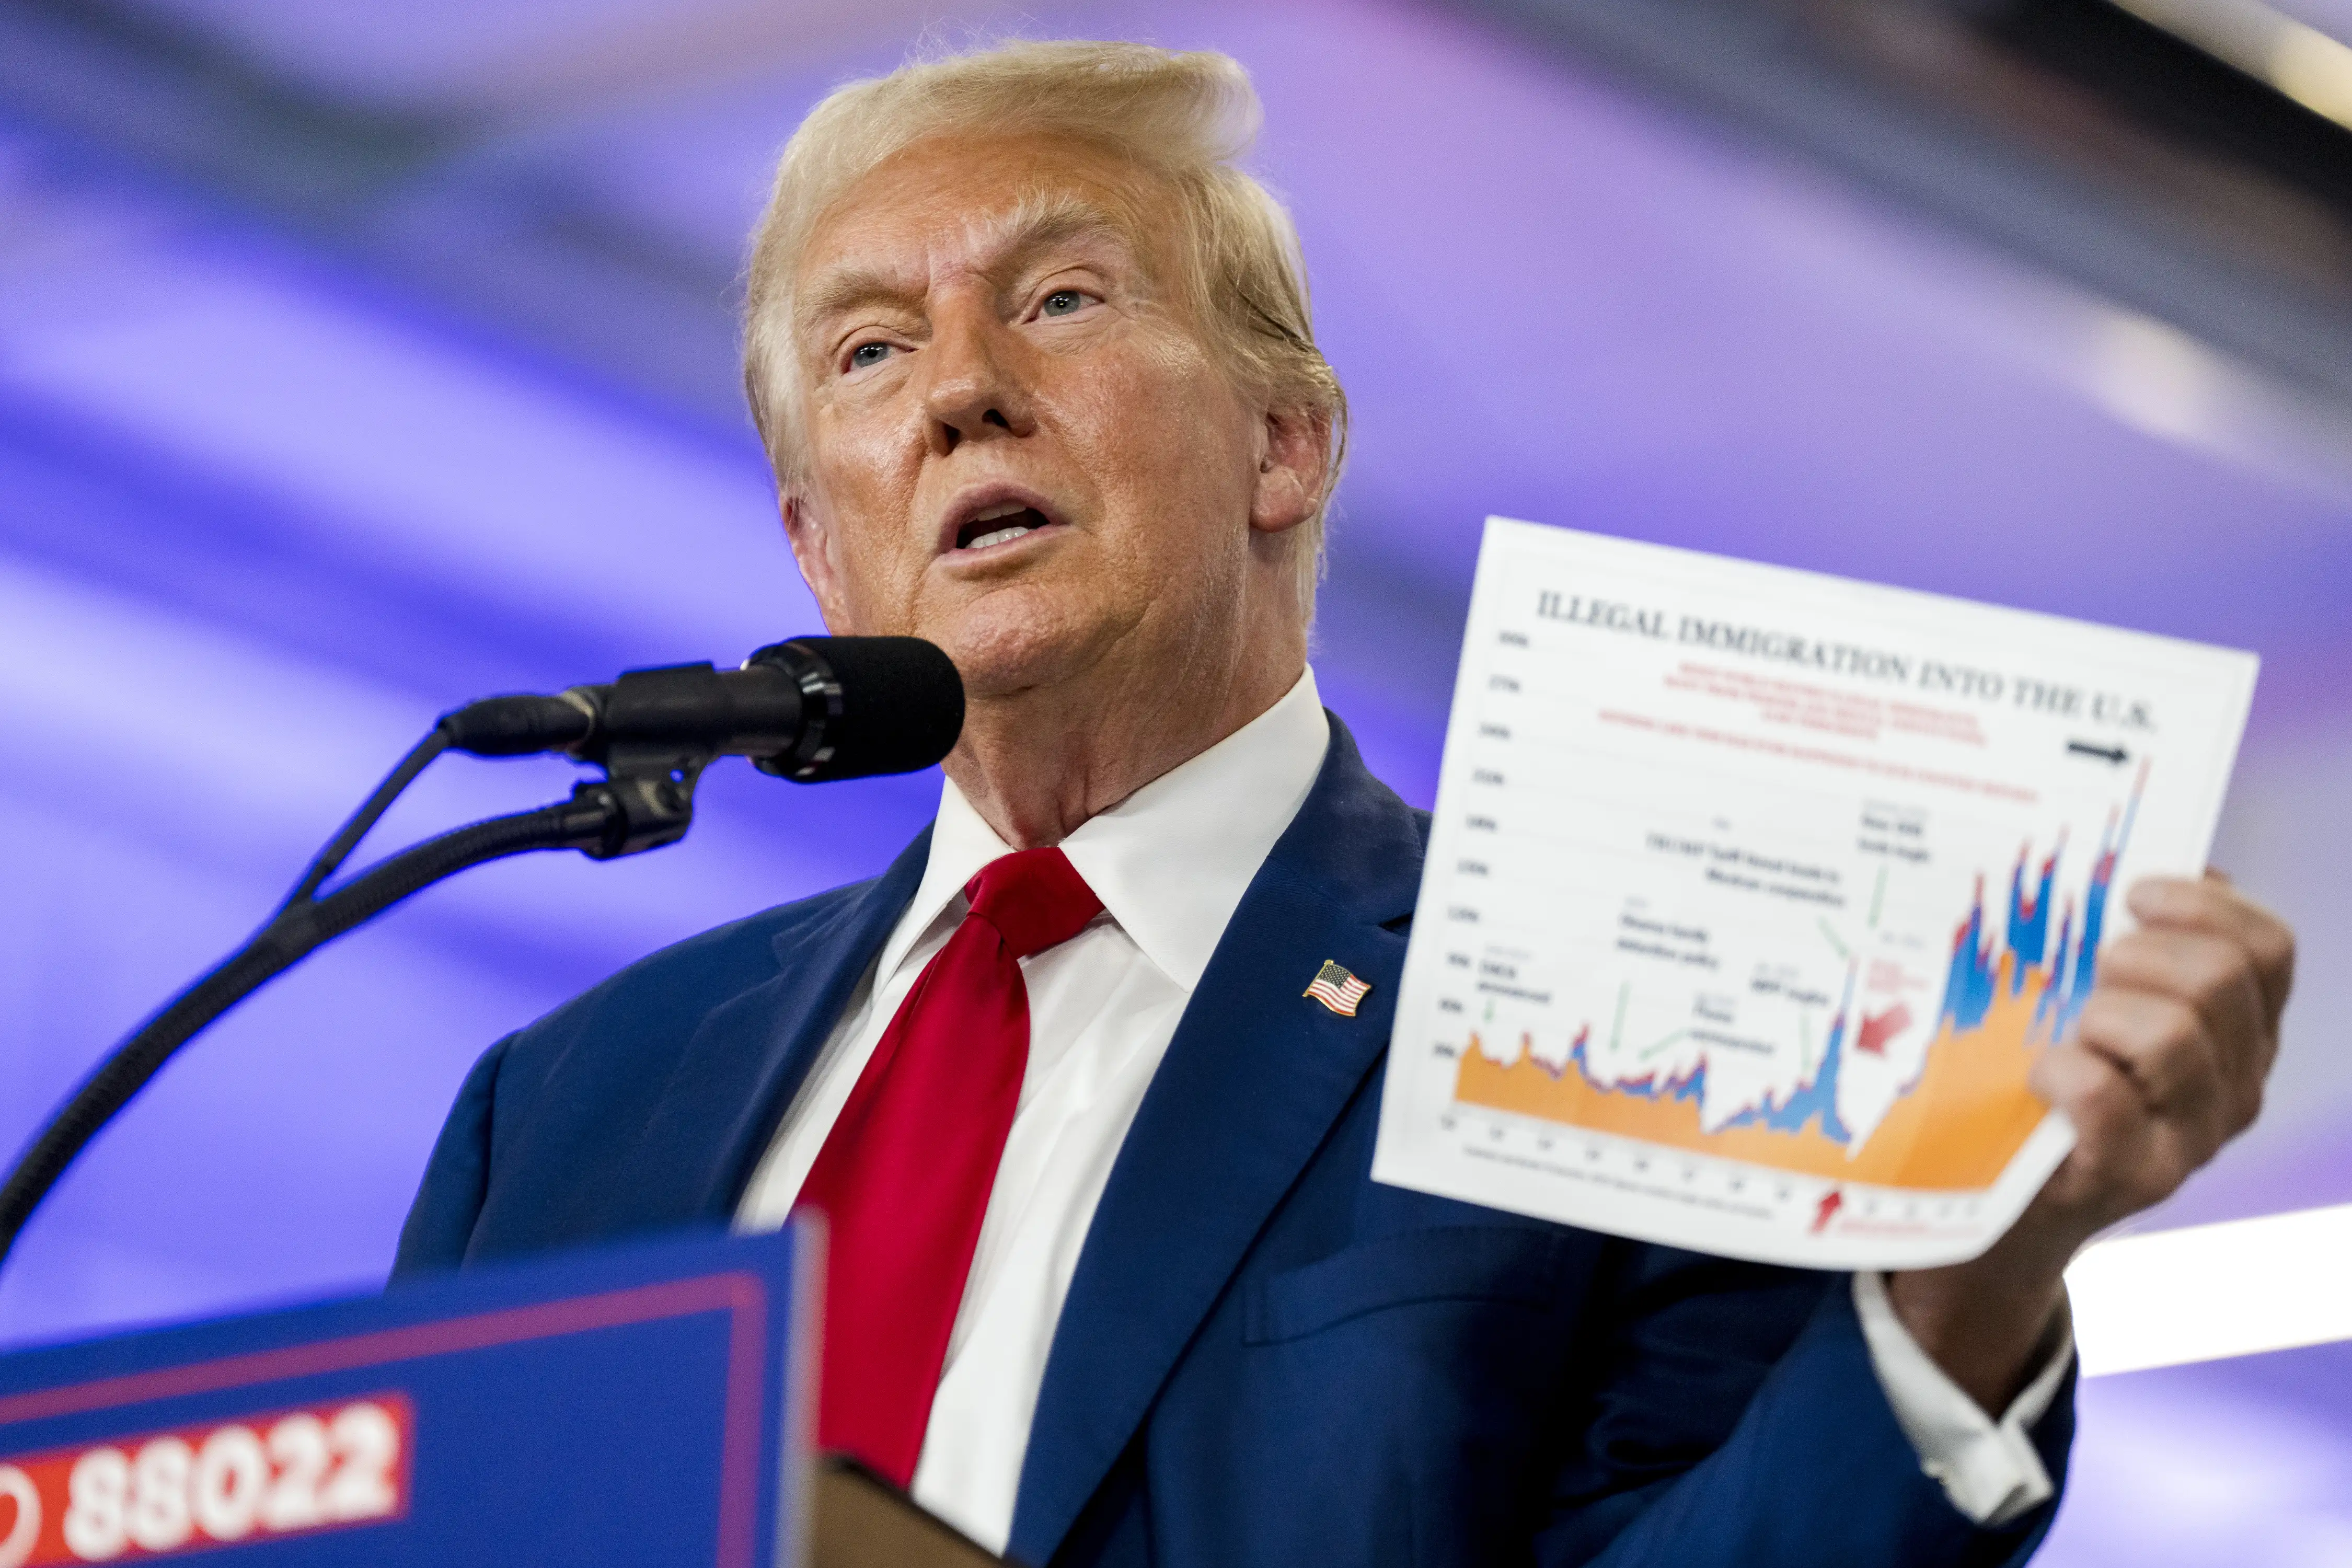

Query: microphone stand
[[0, 723, 721, 1272]]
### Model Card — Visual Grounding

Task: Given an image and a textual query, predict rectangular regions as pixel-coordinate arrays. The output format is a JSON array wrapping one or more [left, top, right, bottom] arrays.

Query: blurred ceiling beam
[[2109, 0, 2352, 132], [1466, 0, 2352, 416], [0, 0, 751, 426], [111, 0, 984, 121]]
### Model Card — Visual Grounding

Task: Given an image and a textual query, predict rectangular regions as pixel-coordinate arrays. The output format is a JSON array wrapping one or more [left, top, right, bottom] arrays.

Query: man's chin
[[928, 590, 1120, 704]]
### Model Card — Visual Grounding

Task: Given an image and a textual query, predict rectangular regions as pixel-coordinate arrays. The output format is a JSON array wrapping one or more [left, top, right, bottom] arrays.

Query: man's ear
[[1248, 405, 1332, 537], [781, 490, 858, 632]]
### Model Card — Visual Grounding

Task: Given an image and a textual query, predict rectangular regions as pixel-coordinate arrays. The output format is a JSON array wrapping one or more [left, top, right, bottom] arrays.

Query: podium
[[0, 1227, 1006, 1566]]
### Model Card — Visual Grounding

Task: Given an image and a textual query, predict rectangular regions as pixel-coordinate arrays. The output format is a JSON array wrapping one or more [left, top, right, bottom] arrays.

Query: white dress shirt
[[737, 665, 2070, 1550]]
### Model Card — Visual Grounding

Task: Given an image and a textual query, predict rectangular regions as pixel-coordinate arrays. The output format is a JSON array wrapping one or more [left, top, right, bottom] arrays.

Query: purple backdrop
[[2, 1, 2347, 1559]]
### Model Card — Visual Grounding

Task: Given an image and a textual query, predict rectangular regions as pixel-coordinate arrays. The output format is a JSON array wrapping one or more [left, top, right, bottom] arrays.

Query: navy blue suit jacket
[[395, 714, 2072, 1566]]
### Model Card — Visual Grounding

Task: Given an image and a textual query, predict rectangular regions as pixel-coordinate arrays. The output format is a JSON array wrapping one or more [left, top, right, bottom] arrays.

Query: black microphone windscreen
[[755, 636, 964, 781]]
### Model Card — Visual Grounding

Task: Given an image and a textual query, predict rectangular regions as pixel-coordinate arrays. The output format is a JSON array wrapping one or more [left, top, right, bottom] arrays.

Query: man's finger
[[2094, 927, 2273, 1121], [2070, 987, 2234, 1158], [2031, 1044, 2178, 1221], [2126, 875, 2297, 1029]]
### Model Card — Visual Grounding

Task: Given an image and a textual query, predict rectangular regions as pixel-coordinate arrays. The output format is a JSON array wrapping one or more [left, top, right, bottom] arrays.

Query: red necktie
[[798, 846, 1103, 1484]]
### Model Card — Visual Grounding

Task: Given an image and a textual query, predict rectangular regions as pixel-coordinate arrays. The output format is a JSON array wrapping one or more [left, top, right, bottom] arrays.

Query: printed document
[[1371, 518, 2257, 1268]]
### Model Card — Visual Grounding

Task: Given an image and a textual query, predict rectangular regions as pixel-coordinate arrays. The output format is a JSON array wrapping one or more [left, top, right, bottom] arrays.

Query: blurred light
[[2069, 1203, 2352, 1375], [2272, 20, 2352, 121], [2109, 0, 2352, 131], [2086, 311, 2225, 446]]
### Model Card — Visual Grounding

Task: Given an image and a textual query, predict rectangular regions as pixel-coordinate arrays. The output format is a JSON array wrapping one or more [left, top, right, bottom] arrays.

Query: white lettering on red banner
[[0, 1396, 411, 1564]]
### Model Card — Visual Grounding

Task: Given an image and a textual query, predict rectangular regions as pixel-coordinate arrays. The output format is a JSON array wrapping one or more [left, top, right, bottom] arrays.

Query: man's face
[[779, 133, 1284, 702]]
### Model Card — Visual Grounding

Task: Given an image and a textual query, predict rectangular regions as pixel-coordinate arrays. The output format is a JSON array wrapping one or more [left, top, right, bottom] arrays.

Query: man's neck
[[943, 652, 1305, 849]]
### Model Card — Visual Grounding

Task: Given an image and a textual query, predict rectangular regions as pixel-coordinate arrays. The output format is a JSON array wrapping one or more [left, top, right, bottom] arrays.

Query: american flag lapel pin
[[1304, 960, 1371, 1017]]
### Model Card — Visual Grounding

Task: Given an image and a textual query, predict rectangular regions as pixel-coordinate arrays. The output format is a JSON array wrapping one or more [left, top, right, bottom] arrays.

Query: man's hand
[[1887, 871, 2296, 1414]]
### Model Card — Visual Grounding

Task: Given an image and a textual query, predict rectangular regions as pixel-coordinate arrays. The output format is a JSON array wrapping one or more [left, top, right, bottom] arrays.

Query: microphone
[[0, 636, 964, 1270], [437, 636, 964, 782]]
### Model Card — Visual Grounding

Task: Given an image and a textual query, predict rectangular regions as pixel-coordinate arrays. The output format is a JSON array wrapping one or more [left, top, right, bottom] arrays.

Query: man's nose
[[920, 312, 1035, 456]]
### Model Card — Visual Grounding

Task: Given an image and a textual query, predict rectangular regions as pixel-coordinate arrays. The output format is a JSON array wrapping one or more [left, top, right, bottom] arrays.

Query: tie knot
[[962, 847, 1103, 960]]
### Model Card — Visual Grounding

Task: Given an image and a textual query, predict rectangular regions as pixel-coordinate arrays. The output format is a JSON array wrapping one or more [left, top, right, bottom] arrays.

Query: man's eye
[[1040, 289, 1091, 318], [848, 342, 893, 370]]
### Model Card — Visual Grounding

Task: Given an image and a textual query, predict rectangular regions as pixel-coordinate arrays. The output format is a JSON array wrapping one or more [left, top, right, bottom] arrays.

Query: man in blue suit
[[395, 40, 2296, 1567]]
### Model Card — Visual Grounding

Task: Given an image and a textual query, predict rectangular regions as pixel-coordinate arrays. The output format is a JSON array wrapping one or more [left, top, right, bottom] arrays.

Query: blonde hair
[[740, 40, 1348, 607]]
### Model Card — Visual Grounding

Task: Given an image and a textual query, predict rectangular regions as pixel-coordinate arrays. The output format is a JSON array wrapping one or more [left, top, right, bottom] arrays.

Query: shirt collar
[[875, 666, 1331, 993]]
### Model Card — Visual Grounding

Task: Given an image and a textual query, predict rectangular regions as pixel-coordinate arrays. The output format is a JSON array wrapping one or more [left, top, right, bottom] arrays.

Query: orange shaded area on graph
[[1452, 952, 2053, 1190]]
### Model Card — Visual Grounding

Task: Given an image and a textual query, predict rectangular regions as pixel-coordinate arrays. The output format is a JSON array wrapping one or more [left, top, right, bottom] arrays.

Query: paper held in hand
[[1370, 518, 2258, 1270]]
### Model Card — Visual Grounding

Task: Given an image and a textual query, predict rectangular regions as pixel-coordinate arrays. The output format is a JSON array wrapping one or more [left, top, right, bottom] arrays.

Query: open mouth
[[953, 502, 1054, 551]]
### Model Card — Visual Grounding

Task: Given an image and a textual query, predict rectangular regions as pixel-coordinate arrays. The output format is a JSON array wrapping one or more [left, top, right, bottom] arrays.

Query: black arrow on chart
[[2067, 739, 2130, 765]]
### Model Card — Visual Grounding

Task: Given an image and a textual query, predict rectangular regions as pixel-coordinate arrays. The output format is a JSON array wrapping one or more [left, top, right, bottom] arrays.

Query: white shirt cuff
[[1851, 1270, 2074, 1527]]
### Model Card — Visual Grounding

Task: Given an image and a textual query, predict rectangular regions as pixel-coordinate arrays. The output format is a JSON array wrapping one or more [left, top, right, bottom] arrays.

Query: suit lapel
[[595, 825, 933, 1231], [1009, 718, 1427, 1565]]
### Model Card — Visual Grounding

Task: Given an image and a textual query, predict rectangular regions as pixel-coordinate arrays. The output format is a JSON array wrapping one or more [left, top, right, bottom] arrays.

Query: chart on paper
[[1370, 518, 2258, 1269]]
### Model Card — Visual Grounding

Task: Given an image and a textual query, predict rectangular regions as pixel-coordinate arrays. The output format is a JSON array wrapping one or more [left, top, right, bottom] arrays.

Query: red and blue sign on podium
[[0, 1227, 815, 1567]]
